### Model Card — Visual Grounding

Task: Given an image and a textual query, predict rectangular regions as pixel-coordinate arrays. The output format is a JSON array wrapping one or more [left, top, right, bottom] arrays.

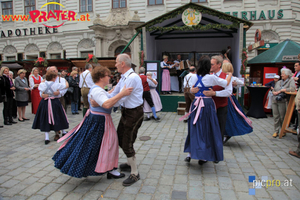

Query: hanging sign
[[182, 8, 201, 27], [248, 29, 265, 51]]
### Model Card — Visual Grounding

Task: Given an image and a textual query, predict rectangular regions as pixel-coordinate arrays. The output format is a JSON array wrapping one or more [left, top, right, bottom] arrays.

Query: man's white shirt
[[79, 70, 94, 88], [108, 68, 143, 108]]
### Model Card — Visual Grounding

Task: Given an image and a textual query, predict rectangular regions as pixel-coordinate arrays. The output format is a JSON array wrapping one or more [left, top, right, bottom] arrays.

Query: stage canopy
[[135, 2, 253, 76]]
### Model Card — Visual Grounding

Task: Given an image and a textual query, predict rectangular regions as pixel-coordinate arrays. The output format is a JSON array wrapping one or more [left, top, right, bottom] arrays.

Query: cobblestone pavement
[[0, 103, 300, 200]]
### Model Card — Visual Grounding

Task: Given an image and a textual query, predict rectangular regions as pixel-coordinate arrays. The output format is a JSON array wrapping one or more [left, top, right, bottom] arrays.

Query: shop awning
[[136, 2, 253, 40], [0, 62, 23, 69], [248, 39, 300, 64]]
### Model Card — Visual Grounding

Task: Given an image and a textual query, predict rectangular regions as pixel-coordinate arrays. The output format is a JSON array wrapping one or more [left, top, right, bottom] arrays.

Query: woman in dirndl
[[221, 62, 253, 144], [143, 71, 162, 119], [161, 55, 175, 94], [29, 67, 43, 114], [181, 56, 232, 165], [32, 71, 69, 145], [52, 66, 133, 179]]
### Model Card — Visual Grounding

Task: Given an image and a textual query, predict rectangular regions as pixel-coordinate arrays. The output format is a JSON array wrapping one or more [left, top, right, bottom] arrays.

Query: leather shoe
[[198, 160, 207, 165], [122, 174, 140, 186], [154, 117, 161, 122], [18, 118, 24, 122], [289, 151, 300, 159], [214, 161, 219, 164], [223, 136, 231, 144], [4, 122, 12, 125], [54, 134, 60, 141], [0, 125, 3, 128], [9, 120, 17, 124], [119, 163, 131, 172], [45, 140, 50, 145], [144, 117, 151, 121], [183, 119, 188, 123], [107, 172, 125, 179], [184, 157, 191, 162], [22, 118, 30, 120]]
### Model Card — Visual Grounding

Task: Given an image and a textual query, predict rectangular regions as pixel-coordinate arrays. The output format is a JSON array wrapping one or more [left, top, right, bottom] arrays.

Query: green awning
[[248, 39, 300, 64]]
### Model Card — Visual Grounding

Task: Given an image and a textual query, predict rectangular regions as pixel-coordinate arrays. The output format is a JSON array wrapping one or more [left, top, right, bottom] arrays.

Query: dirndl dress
[[143, 88, 163, 112], [161, 69, 171, 91], [32, 98, 69, 132], [52, 107, 119, 178], [182, 77, 223, 161], [225, 95, 253, 137]]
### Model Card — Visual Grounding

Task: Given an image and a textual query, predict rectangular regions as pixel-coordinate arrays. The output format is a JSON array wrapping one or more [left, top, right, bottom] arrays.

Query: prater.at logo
[[29, 2, 89, 28]]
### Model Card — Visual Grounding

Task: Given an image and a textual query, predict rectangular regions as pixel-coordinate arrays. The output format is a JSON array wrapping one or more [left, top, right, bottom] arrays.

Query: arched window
[[115, 45, 130, 56]]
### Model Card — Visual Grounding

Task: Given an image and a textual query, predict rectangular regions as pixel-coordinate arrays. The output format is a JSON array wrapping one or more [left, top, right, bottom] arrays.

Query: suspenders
[[81, 72, 90, 88]]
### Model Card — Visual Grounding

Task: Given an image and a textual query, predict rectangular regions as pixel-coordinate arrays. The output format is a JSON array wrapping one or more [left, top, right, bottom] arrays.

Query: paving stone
[[205, 193, 220, 200], [135, 194, 152, 200], [103, 189, 121, 198], [47, 191, 67, 200], [188, 187, 203, 199], [171, 190, 187, 200]]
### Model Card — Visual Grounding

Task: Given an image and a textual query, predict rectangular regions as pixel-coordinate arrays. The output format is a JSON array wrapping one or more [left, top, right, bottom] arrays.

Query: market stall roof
[[248, 39, 300, 64], [0, 62, 23, 69], [135, 2, 253, 40], [69, 57, 117, 69]]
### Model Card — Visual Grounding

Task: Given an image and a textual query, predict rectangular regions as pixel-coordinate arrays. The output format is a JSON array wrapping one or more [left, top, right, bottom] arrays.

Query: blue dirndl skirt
[[184, 98, 223, 161], [225, 95, 253, 137], [52, 113, 113, 178], [32, 98, 69, 132]]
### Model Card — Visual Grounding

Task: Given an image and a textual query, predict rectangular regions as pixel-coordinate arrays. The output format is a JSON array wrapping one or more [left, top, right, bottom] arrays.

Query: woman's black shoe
[[18, 118, 24, 122], [198, 160, 207, 165], [22, 118, 30, 120], [184, 157, 191, 162], [107, 172, 125, 179], [45, 140, 50, 145]]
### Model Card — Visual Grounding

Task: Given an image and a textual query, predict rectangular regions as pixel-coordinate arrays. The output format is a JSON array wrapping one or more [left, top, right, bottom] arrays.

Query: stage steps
[[177, 101, 186, 115]]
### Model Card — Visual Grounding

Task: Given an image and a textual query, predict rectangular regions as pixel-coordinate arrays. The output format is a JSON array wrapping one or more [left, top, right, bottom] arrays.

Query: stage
[[160, 92, 185, 112]]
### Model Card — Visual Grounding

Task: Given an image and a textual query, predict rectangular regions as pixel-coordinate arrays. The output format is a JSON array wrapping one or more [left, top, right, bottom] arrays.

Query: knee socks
[[45, 132, 49, 140], [127, 156, 138, 175], [151, 107, 157, 118]]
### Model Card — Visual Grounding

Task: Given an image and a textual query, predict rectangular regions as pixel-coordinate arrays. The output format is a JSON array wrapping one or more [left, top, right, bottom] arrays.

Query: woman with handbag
[[272, 68, 296, 138], [68, 71, 80, 114], [14, 69, 30, 122]]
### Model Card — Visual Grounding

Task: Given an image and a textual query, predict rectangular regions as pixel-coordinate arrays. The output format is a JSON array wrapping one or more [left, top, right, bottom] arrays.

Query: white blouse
[[29, 75, 43, 90], [195, 74, 227, 88], [88, 86, 109, 107], [38, 81, 66, 98]]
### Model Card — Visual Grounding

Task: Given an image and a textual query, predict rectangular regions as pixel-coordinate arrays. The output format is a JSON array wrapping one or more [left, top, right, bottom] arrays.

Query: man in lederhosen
[[95, 53, 144, 186], [79, 63, 93, 116]]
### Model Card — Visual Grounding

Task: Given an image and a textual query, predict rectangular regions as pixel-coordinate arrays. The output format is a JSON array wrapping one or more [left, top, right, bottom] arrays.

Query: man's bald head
[[48, 66, 58, 74]]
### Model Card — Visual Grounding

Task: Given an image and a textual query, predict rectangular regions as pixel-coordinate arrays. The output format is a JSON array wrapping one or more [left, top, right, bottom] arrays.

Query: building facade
[[0, 0, 299, 69]]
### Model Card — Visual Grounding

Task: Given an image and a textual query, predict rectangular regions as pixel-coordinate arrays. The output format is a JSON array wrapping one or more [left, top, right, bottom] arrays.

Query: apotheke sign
[[1, 27, 57, 38]]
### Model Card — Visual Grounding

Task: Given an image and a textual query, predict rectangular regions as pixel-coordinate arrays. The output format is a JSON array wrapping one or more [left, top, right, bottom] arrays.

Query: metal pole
[[121, 29, 142, 54]]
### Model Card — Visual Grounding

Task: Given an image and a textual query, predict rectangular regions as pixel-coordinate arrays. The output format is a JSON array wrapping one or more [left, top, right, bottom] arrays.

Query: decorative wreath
[[86, 54, 98, 64], [34, 57, 48, 67]]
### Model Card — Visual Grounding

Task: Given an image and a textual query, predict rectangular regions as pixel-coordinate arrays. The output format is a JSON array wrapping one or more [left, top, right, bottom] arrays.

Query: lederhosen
[[81, 72, 90, 109], [184, 76, 195, 113], [117, 72, 144, 158]]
